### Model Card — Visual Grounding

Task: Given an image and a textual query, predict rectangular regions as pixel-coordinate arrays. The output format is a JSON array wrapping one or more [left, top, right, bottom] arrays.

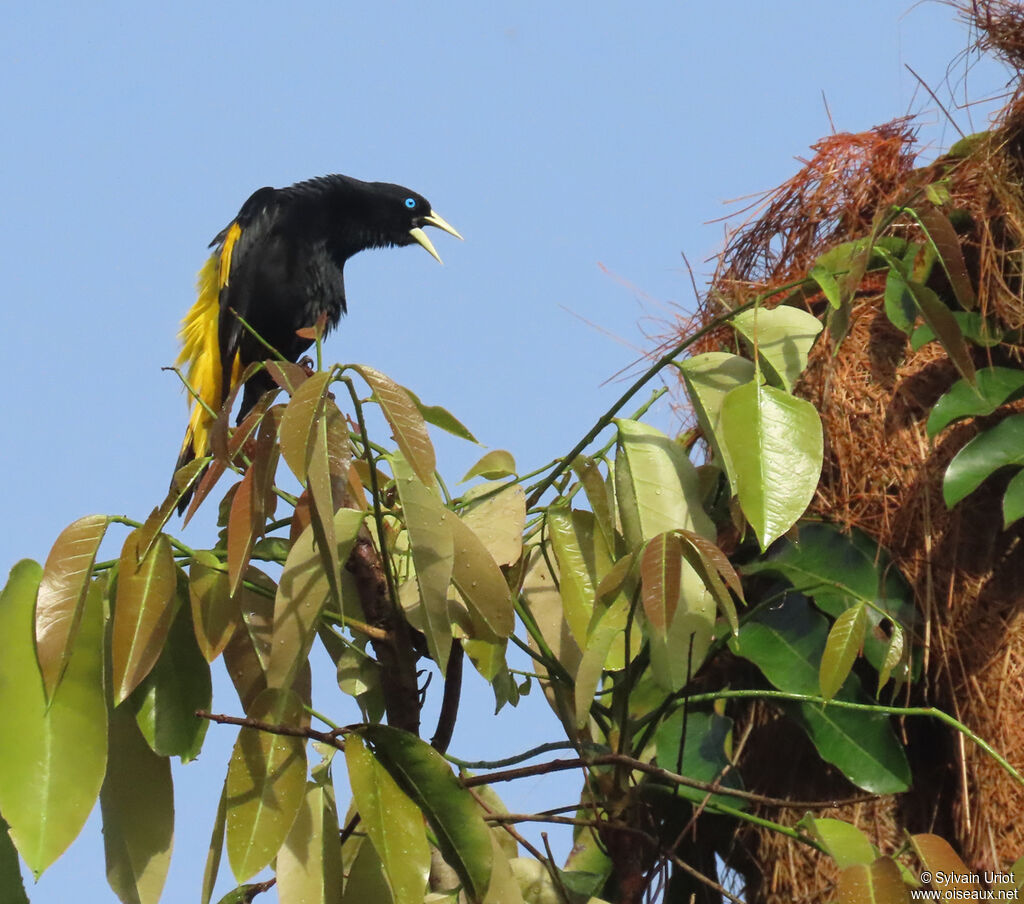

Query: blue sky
[[0, 3, 1008, 902]]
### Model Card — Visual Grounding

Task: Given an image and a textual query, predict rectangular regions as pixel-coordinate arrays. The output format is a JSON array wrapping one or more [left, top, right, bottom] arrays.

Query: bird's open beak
[[408, 210, 463, 264]]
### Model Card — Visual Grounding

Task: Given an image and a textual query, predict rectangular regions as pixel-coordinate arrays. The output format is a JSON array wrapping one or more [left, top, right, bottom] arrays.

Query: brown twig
[[195, 709, 345, 750]]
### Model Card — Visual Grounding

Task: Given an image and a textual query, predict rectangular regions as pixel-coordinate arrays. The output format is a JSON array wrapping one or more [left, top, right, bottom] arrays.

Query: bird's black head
[[297, 175, 461, 263]]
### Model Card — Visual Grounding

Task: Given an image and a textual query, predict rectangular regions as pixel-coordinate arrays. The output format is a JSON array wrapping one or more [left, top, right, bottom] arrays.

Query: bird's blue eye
[[404, 197, 417, 209]]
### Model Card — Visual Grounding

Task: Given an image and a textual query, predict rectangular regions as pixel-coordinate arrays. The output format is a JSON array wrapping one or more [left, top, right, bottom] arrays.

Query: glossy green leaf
[[446, 509, 514, 640], [730, 306, 823, 391], [100, 703, 174, 904], [720, 380, 823, 549], [353, 364, 436, 484], [731, 593, 910, 793], [640, 532, 682, 636], [801, 816, 876, 868], [943, 414, 1024, 507], [915, 204, 976, 310], [573, 595, 630, 728], [741, 522, 914, 674], [130, 597, 211, 761], [345, 734, 429, 904], [460, 481, 526, 567], [571, 455, 617, 553], [188, 551, 240, 663], [277, 781, 343, 904], [1004, 469, 1024, 527], [614, 418, 715, 550], [462, 449, 517, 482], [341, 835, 394, 904], [405, 387, 479, 443], [279, 369, 333, 484], [35, 513, 109, 698], [225, 687, 308, 881], [809, 262, 843, 309], [677, 352, 756, 488], [395, 469, 455, 673], [0, 561, 107, 877], [200, 782, 227, 904], [0, 817, 29, 904], [654, 710, 745, 808], [878, 624, 905, 694], [268, 508, 364, 689], [836, 858, 910, 903], [359, 725, 492, 903], [112, 530, 179, 704], [927, 367, 1024, 437], [547, 506, 609, 647], [644, 586, 715, 692], [819, 603, 868, 701], [911, 311, 1003, 351]]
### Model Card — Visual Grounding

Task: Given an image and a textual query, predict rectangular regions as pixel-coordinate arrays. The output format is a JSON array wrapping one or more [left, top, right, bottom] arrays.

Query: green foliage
[[1, 223, 1019, 902]]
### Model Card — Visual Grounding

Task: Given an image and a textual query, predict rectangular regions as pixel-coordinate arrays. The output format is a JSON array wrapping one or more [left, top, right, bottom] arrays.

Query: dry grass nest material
[[664, 2, 1024, 898]]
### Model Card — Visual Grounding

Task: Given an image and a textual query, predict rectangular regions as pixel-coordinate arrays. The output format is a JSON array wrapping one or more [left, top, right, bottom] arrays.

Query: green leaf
[[277, 781, 344, 904], [200, 782, 227, 904], [0, 817, 29, 904], [188, 550, 240, 663], [268, 508, 364, 689], [353, 363, 436, 484], [801, 817, 876, 868], [904, 279, 976, 384], [460, 481, 526, 567], [100, 703, 174, 904], [911, 311, 1003, 351], [131, 594, 211, 761], [225, 687, 308, 881], [640, 532, 682, 636], [404, 386, 479, 443], [809, 263, 843, 309], [462, 449, 517, 482], [654, 710, 746, 808], [943, 414, 1024, 507], [395, 469, 455, 673], [719, 380, 823, 549], [1004, 469, 1024, 528], [0, 561, 107, 877], [547, 506, 611, 647], [445, 509, 514, 640], [676, 529, 743, 634], [819, 603, 868, 701], [645, 585, 715, 693], [836, 858, 910, 903], [345, 734, 429, 904], [358, 725, 493, 903], [341, 835, 394, 904], [927, 367, 1024, 437], [614, 418, 715, 550], [731, 593, 910, 793], [573, 595, 630, 728], [741, 523, 914, 675], [730, 306, 823, 392], [677, 352, 756, 488], [571, 455, 617, 553], [877, 624, 905, 694], [35, 513, 109, 698], [279, 369, 333, 484], [112, 530, 179, 704]]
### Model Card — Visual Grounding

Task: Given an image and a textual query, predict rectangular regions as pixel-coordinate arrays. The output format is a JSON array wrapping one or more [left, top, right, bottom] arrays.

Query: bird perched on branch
[[172, 173, 461, 506]]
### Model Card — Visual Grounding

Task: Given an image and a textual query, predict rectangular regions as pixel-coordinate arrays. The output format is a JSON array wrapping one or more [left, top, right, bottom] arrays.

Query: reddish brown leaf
[[227, 469, 257, 597], [35, 514, 109, 697], [266, 361, 310, 397], [183, 458, 228, 526], [640, 532, 683, 634], [918, 205, 976, 311]]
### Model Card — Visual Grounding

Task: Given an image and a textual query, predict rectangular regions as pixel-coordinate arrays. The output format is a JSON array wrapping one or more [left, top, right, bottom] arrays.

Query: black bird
[[173, 173, 460, 500]]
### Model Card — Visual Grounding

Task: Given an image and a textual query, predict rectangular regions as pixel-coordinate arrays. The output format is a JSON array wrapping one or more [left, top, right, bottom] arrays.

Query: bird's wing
[[175, 186, 277, 462]]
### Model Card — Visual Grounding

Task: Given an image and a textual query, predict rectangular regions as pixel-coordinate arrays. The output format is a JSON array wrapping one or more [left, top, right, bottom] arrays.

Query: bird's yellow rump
[[176, 223, 243, 461]]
